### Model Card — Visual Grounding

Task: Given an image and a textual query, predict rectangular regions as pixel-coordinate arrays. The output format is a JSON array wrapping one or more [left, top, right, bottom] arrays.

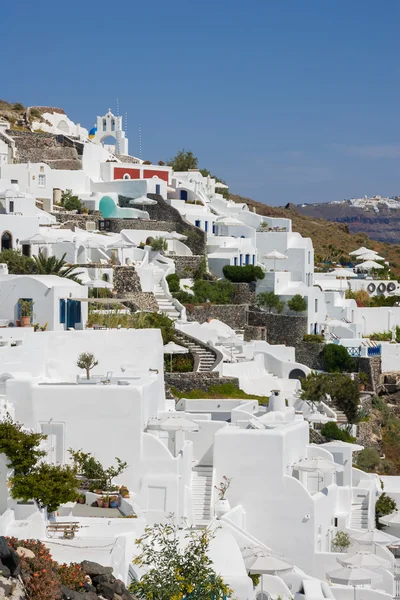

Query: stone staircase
[[191, 466, 213, 527], [153, 267, 180, 321], [175, 332, 217, 372], [350, 495, 369, 530]]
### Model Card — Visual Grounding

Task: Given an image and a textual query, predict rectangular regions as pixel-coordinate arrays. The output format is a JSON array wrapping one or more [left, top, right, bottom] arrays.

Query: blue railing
[[367, 345, 381, 357], [347, 346, 361, 357]]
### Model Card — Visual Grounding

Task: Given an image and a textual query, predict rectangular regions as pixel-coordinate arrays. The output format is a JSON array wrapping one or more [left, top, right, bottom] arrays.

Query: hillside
[[231, 194, 400, 278], [293, 200, 400, 245]]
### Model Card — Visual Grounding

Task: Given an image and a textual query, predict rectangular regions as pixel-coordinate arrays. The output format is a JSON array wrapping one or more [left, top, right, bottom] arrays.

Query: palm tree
[[33, 252, 83, 283]]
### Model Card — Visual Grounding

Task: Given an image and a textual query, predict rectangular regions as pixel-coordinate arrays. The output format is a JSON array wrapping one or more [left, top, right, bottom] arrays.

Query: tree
[[0, 249, 36, 274], [11, 463, 78, 513], [150, 237, 168, 252], [222, 265, 265, 283], [322, 344, 355, 373], [61, 189, 82, 212], [129, 518, 233, 599], [0, 416, 46, 475], [76, 352, 99, 380], [168, 149, 198, 171], [376, 492, 397, 528], [256, 291, 284, 313], [68, 449, 127, 491], [300, 372, 330, 405], [33, 252, 83, 282], [329, 375, 360, 424], [287, 294, 307, 312], [332, 531, 351, 553], [357, 448, 381, 472]]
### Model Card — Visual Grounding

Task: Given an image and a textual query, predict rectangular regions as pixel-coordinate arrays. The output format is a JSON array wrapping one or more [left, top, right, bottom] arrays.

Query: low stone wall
[[113, 266, 142, 294], [52, 211, 101, 230], [121, 293, 158, 312], [295, 342, 325, 370], [187, 304, 248, 329], [231, 282, 256, 305], [174, 255, 204, 278], [247, 310, 307, 346], [164, 372, 240, 394], [243, 325, 267, 342]]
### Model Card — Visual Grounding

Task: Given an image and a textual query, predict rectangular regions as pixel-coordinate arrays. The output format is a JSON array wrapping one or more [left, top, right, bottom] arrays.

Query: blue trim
[[59, 299, 66, 324]]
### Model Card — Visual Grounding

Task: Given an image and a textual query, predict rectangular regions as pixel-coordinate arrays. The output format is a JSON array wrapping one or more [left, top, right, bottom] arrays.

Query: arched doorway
[[288, 368, 306, 380], [1, 231, 12, 250]]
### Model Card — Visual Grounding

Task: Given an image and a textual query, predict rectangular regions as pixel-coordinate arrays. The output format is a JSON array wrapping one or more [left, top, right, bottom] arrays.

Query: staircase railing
[[175, 329, 223, 372]]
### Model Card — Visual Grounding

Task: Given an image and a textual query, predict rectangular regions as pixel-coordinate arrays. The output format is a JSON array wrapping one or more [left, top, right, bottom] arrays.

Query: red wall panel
[[143, 169, 169, 182], [114, 167, 141, 180]]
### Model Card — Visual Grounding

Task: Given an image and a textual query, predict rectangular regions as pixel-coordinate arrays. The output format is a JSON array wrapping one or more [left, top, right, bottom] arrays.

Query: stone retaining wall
[[121, 293, 158, 312], [165, 372, 240, 394], [173, 255, 204, 278], [187, 304, 248, 329], [247, 310, 307, 346], [295, 342, 325, 370], [358, 356, 382, 393], [10, 130, 82, 169], [52, 211, 101, 230], [113, 266, 142, 294], [231, 282, 256, 305], [243, 325, 267, 342]]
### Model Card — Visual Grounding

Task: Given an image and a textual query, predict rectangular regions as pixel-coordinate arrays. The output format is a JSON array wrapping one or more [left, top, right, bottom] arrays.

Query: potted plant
[[110, 495, 119, 508], [359, 372, 368, 391], [103, 494, 110, 509], [120, 485, 130, 499], [214, 475, 232, 518], [77, 494, 85, 504], [97, 497, 104, 508], [19, 299, 34, 327]]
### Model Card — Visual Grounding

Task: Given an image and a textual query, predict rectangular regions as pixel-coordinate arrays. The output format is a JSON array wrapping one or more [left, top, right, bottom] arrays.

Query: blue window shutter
[[76, 301, 81, 323], [60, 299, 66, 324]]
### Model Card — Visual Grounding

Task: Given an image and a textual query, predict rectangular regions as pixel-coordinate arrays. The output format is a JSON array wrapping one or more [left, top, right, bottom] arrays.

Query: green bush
[[173, 290, 195, 304], [222, 264, 264, 283], [376, 492, 397, 528], [150, 237, 167, 252], [321, 421, 355, 443], [61, 189, 82, 211], [303, 334, 325, 343], [172, 382, 269, 405], [30, 108, 42, 119], [192, 279, 234, 304], [287, 294, 307, 312], [322, 344, 355, 373], [12, 102, 24, 111], [166, 273, 180, 293], [357, 448, 381, 472], [256, 291, 284, 313], [0, 249, 36, 274]]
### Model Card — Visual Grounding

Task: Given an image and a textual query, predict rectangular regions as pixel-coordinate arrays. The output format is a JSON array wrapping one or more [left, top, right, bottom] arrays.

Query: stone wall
[[243, 325, 267, 342], [247, 310, 308, 346], [173, 255, 204, 278], [164, 372, 240, 394], [358, 356, 382, 393], [113, 266, 142, 294], [9, 130, 82, 169], [121, 293, 158, 312], [187, 305, 248, 329], [52, 211, 101, 230], [231, 282, 256, 305], [295, 342, 325, 370]]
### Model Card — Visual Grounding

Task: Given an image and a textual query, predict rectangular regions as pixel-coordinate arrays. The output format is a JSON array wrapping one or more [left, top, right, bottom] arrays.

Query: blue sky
[[3, 0, 400, 205]]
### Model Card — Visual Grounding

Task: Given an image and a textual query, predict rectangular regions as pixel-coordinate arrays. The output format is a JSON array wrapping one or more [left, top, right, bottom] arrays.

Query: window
[[103, 119, 107, 131], [308, 251, 311, 265], [38, 174, 46, 187], [59, 299, 66, 324], [334, 517, 338, 527], [111, 119, 115, 131], [195, 219, 201, 228], [234, 257, 238, 266], [9, 201, 14, 213], [239, 254, 243, 266], [11, 179, 18, 185], [245, 254, 250, 265], [123, 173, 131, 180], [315, 299, 318, 313], [155, 184, 160, 195], [212, 223, 216, 234], [205, 221, 208, 233]]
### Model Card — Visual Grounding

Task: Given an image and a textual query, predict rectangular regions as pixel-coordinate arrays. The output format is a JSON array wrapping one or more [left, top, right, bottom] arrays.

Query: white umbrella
[[163, 342, 189, 373], [86, 279, 113, 289], [83, 239, 107, 249], [356, 260, 385, 270], [293, 457, 344, 473], [247, 554, 292, 575], [351, 529, 400, 547], [162, 232, 188, 241], [106, 239, 135, 249], [263, 249, 288, 271], [20, 233, 58, 245], [328, 268, 358, 278], [129, 197, 157, 210], [327, 565, 382, 585], [160, 416, 199, 456], [215, 182, 229, 189], [322, 440, 364, 452], [338, 550, 391, 570], [356, 253, 385, 261], [215, 216, 243, 227], [349, 247, 377, 256], [379, 511, 400, 526]]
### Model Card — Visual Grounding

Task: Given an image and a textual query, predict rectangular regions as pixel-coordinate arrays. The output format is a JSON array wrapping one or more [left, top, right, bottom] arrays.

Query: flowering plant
[[214, 475, 232, 500]]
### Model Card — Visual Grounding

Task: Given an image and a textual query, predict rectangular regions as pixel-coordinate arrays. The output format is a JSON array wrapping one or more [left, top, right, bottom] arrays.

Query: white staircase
[[191, 466, 213, 527], [152, 267, 180, 321], [175, 332, 216, 372], [350, 495, 369, 530]]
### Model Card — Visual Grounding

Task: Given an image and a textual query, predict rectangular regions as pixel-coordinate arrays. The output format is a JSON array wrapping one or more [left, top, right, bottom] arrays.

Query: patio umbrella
[[215, 216, 243, 228], [327, 565, 382, 585], [160, 417, 199, 456], [129, 197, 157, 211], [163, 342, 188, 373], [20, 233, 58, 245], [338, 550, 391, 570], [162, 231, 188, 253], [293, 457, 344, 473], [215, 182, 229, 189], [350, 529, 400, 547], [379, 511, 400, 527], [349, 247, 377, 256], [356, 260, 385, 271], [263, 250, 288, 271], [86, 279, 113, 289]]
